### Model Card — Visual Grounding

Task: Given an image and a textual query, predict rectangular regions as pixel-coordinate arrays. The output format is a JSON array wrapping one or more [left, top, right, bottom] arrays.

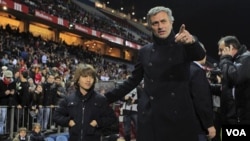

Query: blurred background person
[[189, 44, 216, 141], [0, 70, 16, 134], [29, 123, 45, 141], [120, 81, 138, 141], [218, 36, 250, 125], [13, 127, 28, 141]]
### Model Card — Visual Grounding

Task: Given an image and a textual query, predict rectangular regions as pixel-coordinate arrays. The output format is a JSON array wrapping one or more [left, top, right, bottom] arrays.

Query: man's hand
[[69, 119, 75, 127], [207, 126, 216, 139], [124, 95, 130, 100], [17, 105, 22, 109], [5, 90, 11, 95], [175, 24, 195, 44], [90, 120, 98, 127], [221, 45, 234, 56]]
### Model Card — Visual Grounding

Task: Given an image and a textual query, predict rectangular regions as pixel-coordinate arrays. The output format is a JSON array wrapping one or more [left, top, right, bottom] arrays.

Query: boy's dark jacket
[[53, 89, 118, 141]]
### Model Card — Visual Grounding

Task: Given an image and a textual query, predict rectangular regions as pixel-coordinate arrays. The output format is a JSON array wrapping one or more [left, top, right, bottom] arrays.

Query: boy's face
[[34, 126, 41, 133], [19, 130, 26, 137]]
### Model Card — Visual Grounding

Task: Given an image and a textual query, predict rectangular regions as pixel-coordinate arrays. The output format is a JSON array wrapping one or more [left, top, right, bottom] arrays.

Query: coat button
[[168, 58, 172, 61], [171, 92, 175, 96], [150, 79, 154, 83], [149, 96, 154, 100], [148, 62, 152, 66], [152, 48, 155, 52]]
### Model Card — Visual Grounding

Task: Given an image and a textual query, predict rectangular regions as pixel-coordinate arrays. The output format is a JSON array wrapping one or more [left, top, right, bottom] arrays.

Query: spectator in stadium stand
[[30, 64, 42, 85], [41, 52, 48, 67], [29, 123, 45, 141], [1, 54, 10, 66], [30, 84, 44, 124], [0, 70, 17, 134], [54, 75, 67, 104], [105, 6, 205, 141], [13, 127, 29, 141], [0, 66, 8, 79], [16, 70, 32, 129], [41, 74, 57, 131], [28, 78, 36, 93]]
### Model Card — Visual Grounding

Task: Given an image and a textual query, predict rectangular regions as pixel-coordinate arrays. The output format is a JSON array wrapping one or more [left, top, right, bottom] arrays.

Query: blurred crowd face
[[55, 77, 62, 86], [150, 11, 173, 39], [47, 75, 55, 83], [34, 125, 41, 133], [36, 84, 43, 93], [19, 130, 27, 138]]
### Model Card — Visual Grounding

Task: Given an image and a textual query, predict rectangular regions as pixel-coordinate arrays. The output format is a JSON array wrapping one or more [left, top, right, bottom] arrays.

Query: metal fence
[[0, 81, 123, 139], [0, 105, 60, 138]]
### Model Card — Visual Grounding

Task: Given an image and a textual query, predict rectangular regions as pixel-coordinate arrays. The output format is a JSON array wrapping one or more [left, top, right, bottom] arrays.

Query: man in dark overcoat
[[105, 6, 206, 141]]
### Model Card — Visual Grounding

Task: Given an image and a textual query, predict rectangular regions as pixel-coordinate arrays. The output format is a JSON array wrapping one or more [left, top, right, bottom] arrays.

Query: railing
[[0, 105, 60, 139], [0, 102, 122, 140]]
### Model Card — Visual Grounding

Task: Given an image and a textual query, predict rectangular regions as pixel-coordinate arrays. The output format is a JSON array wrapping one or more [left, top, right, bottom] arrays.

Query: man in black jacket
[[41, 74, 56, 131], [218, 36, 250, 125], [105, 6, 205, 141], [0, 70, 16, 134]]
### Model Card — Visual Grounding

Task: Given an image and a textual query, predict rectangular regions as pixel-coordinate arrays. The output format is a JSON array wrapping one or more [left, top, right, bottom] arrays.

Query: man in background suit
[[189, 44, 216, 141]]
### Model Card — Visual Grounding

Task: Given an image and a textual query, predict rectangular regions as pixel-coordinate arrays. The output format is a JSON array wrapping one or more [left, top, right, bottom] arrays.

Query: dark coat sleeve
[[219, 52, 250, 85], [105, 55, 144, 103], [185, 37, 206, 61], [94, 96, 118, 128], [53, 97, 71, 127]]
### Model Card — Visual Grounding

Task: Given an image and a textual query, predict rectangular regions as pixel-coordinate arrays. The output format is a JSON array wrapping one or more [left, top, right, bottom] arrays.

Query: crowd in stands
[[0, 0, 150, 139], [0, 24, 133, 82], [0, 24, 131, 135], [14, 0, 152, 45]]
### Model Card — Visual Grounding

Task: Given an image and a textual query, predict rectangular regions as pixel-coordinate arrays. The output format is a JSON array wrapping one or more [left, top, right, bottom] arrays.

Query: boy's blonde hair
[[32, 123, 41, 130], [18, 127, 27, 133]]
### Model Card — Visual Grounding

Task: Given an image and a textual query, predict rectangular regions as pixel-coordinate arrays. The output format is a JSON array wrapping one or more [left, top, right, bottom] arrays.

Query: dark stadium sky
[[98, 0, 250, 62]]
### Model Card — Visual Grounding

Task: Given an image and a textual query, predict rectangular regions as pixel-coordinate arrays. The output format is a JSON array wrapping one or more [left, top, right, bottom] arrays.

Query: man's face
[[218, 41, 226, 56], [47, 75, 55, 83], [150, 11, 173, 39], [218, 41, 237, 57], [55, 78, 61, 85]]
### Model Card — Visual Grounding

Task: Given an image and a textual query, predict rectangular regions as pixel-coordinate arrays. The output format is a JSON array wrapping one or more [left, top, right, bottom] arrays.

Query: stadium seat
[[45, 137, 54, 141], [56, 135, 68, 141]]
